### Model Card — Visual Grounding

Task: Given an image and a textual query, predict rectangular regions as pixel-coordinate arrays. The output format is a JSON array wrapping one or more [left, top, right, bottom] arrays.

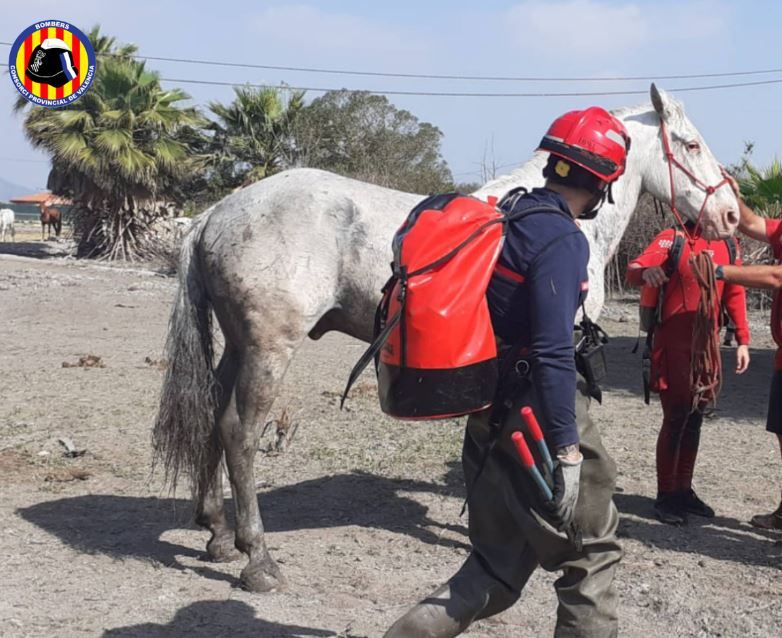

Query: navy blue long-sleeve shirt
[[486, 188, 589, 450]]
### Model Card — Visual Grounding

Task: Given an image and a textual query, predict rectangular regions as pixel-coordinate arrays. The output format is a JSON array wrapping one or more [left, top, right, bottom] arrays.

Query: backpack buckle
[[514, 359, 531, 377]]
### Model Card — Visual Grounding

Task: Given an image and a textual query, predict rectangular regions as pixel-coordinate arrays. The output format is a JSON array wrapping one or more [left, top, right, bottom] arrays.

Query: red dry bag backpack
[[342, 191, 560, 420], [342, 193, 503, 419]]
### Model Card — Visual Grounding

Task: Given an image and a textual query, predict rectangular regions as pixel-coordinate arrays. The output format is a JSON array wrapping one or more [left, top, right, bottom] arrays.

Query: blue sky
[[2, 0, 780, 192]]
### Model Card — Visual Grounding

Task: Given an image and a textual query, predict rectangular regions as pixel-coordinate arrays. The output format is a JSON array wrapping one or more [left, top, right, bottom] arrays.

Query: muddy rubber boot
[[383, 583, 477, 638], [384, 554, 518, 638], [750, 492, 782, 530]]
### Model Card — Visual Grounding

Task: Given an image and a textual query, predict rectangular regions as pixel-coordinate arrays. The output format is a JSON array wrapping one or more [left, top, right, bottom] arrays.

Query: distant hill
[[0, 176, 36, 203]]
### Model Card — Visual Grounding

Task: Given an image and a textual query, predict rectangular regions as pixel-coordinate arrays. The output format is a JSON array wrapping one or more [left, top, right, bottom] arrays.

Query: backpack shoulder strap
[[665, 230, 686, 275], [648, 230, 685, 332], [497, 186, 527, 212], [341, 304, 402, 409], [725, 236, 738, 264]]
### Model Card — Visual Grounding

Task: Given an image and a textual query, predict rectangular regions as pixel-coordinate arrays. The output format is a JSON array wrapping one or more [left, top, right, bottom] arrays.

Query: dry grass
[[3, 221, 71, 243], [62, 354, 106, 369]]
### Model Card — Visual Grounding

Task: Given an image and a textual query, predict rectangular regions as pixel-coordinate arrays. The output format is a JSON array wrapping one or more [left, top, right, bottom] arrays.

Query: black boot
[[750, 492, 782, 530], [678, 489, 715, 518], [654, 492, 687, 525]]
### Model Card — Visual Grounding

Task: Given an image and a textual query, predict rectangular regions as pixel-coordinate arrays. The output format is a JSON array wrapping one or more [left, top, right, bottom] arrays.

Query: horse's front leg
[[221, 348, 290, 592]]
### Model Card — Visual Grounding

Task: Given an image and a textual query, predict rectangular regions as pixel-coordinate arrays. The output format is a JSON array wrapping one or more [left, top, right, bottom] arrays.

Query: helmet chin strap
[[578, 182, 612, 220]]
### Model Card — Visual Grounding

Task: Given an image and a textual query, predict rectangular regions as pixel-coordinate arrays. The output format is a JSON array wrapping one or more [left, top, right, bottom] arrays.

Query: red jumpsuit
[[627, 227, 750, 495], [763, 219, 782, 439], [766, 219, 782, 369]]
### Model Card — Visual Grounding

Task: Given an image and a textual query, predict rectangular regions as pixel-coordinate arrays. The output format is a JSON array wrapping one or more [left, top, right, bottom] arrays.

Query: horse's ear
[[650, 83, 668, 121]]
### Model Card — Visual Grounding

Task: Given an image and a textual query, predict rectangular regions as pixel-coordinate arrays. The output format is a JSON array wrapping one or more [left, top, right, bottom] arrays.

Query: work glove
[[544, 451, 583, 530]]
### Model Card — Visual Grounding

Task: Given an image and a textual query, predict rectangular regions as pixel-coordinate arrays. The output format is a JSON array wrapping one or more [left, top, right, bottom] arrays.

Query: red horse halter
[[658, 117, 733, 410], [659, 118, 731, 242]]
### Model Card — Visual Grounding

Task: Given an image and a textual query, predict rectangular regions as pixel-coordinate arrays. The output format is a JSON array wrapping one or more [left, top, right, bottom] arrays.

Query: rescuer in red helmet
[[385, 107, 630, 638]]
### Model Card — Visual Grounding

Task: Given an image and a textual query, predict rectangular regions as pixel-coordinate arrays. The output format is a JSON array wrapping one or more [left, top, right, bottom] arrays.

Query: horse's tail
[[152, 217, 219, 507]]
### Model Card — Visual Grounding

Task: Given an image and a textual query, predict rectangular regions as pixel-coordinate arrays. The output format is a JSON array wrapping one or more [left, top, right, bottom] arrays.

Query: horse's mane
[[612, 91, 685, 122], [611, 103, 647, 118]]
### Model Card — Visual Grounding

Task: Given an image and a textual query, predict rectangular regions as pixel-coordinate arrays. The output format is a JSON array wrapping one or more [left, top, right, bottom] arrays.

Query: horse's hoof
[[206, 536, 243, 563], [240, 557, 286, 592]]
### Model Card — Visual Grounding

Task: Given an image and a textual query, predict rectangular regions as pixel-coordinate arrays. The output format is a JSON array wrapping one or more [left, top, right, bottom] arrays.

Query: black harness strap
[[460, 224, 585, 516], [639, 233, 684, 403]]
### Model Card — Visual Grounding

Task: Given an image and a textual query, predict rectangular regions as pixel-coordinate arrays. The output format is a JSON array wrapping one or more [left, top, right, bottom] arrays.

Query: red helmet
[[538, 107, 631, 183]]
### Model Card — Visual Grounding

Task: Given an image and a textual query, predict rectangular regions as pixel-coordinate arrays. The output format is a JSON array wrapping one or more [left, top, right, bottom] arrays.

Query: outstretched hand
[[721, 166, 741, 198], [736, 344, 750, 374]]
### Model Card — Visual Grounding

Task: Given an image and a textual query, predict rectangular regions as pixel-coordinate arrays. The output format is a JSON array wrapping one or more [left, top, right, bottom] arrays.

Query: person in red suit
[[715, 176, 782, 531], [627, 226, 750, 524]]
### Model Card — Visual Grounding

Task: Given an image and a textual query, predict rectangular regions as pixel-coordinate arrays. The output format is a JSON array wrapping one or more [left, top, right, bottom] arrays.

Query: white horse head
[[632, 83, 738, 239]]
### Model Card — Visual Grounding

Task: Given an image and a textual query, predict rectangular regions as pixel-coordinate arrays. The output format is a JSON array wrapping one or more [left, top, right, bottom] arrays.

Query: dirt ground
[[0, 244, 780, 638]]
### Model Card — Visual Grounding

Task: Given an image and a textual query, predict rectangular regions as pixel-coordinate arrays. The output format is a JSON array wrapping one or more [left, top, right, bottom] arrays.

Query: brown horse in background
[[39, 202, 62, 240]]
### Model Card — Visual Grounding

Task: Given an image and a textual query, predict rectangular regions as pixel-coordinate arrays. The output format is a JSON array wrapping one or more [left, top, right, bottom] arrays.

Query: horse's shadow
[[17, 462, 780, 590], [17, 467, 468, 586], [102, 599, 338, 637]]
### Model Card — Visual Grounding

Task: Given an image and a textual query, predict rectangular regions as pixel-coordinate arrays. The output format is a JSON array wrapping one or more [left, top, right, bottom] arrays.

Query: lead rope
[[688, 251, 722, 411], [657, 119, 730, 411]]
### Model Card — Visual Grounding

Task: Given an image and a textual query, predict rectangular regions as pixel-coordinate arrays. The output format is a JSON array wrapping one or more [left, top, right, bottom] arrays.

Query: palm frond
[[152, 138, 187, 169], [51, 132, 91, 165], [94, 129, 132, 156], [57, 110, 95, 130]]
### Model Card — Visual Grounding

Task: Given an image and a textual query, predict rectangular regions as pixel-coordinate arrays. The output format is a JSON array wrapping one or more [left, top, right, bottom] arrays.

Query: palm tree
[[731, 152, 782, 309], [13, 28, 205, 259], [208, 86, 305, 187], [86, 25, 138, 60], [739, 157, 782, 218]]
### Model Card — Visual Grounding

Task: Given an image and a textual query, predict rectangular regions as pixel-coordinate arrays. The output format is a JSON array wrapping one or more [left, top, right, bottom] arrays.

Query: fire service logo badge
[[8, 20, 96, 108]]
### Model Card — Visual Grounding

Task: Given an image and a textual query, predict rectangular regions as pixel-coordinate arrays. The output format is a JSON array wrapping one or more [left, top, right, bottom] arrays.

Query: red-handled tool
[[520, 406, 554, 475], [511, 431, 553, 501]]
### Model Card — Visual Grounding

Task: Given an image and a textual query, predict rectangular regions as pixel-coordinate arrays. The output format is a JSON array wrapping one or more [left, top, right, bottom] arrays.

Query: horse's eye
[[686, 141, 701, 152]]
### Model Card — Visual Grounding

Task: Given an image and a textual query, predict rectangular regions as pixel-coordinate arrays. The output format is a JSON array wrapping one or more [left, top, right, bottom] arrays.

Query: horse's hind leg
[[197, 469, 240, 562], [195, 347, 242, 563], [222, 344, 296, 592]]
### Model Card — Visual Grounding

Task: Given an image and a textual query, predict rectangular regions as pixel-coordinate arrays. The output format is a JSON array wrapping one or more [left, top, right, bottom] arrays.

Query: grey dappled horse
[[154, 85, 739, 591]]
